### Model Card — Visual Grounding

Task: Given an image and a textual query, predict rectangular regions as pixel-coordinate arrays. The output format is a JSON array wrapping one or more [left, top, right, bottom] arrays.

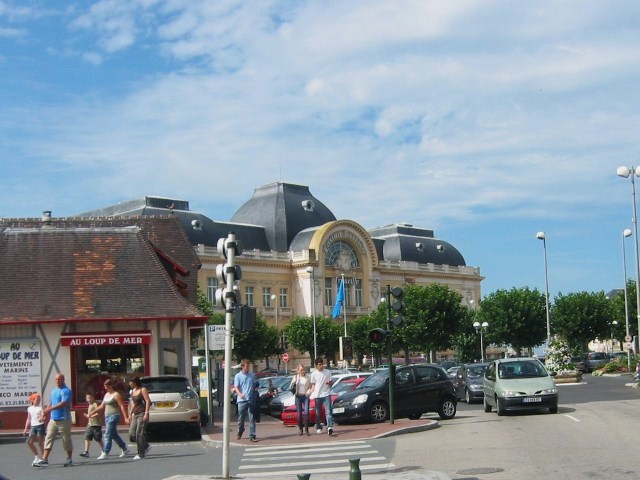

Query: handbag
[[290, 376, 297, 395]]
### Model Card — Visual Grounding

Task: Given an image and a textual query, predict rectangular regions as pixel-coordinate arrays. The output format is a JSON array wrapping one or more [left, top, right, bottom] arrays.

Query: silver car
[[141, 375, 201, 439]]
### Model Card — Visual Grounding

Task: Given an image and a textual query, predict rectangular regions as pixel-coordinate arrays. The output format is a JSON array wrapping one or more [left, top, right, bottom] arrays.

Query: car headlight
[[352, 393, 369, 405], [501, 391, 525, 398], [468, 384, 483, 390], [541, 388, 558, 394]]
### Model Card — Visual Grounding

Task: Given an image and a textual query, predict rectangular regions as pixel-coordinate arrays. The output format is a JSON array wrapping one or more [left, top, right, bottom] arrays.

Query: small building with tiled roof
[[0, 216, 206, 429]]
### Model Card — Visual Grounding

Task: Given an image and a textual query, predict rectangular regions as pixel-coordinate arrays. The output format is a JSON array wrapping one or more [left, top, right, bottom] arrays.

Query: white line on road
[[564, 414, 580, 422]]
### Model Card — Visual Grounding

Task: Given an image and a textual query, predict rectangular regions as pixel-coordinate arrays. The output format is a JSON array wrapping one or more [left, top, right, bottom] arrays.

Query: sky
[[2, 0, 640, 301]]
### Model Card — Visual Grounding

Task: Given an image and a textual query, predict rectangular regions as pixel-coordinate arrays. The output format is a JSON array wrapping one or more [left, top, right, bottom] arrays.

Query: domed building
[[79, 181, 483, 367]]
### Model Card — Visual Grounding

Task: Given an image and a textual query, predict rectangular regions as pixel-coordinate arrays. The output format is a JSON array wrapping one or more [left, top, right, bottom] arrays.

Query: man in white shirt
[[309, 357, 334, 435]]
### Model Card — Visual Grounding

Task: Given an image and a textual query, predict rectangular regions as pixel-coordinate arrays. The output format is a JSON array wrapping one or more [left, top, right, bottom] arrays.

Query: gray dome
[[231, 182, 336, 252]]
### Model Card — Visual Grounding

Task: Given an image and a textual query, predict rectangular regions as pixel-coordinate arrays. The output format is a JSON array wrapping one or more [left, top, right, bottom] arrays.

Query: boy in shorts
[[80, 392, 104, 458], [23, 393, 46, 466]]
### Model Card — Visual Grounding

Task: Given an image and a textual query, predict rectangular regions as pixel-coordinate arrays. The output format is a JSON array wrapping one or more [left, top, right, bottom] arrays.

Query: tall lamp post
[[306, 266, 318, 361], [473, 321, 489, 362], [536, 231, 552, 347], [271, 293, 280, 369], [617, 166, 640, 355], [623, 228, 632, 371]]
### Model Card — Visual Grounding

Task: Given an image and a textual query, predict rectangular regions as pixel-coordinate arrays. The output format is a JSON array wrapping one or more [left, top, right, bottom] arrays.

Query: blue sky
[[2, 1, 640, 301]]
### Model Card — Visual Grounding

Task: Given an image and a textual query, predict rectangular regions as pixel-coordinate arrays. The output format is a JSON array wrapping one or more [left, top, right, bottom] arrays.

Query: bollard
[[349, 458, 362, 480], [297, 474, 311, 480]]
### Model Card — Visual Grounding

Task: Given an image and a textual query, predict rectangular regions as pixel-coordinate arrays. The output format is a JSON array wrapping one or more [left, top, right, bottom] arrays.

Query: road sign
[[282, 353, 289, 362], [626, 335, 632, 343], [207, 325, 227, 350]]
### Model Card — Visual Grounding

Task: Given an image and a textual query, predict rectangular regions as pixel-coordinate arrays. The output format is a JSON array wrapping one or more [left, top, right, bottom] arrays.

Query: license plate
[[333, 407, 345, 414], [523, 397, 542, 403], [155, 402, 176, 408]]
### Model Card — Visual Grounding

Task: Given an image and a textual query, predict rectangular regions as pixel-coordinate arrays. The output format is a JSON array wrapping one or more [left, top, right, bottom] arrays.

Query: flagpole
[[342, 273, 347, 337]]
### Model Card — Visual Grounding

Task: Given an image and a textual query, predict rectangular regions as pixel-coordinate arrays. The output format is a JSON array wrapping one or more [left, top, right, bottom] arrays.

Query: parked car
[[453, 363, 489, 403], [609, 351, 629, 361], [332, 364, 457, 424], [581, 352, 610, 372], [280, 377, 366, 427], [140, 375, 201, 439], [258, 375, 292, 414], [483, 358, 558, 416], [570, 356, 587, 373], [446, 366, 460, 378]]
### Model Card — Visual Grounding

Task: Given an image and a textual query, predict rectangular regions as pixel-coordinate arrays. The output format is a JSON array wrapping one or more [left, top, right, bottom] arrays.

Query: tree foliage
[[477, 287, 547, 354], [284, 316, 342, 363], [551, 291, 615, 354]]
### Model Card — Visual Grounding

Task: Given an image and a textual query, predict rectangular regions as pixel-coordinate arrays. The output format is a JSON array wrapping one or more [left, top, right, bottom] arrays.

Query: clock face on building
[[325, 240, 359, 271]]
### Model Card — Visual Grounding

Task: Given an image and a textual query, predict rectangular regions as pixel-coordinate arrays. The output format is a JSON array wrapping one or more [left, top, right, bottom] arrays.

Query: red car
[[281, 377, 365, 426]]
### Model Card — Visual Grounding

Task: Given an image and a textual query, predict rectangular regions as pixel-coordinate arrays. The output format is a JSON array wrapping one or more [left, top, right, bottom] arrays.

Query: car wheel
[[369, 401, 388, 423], [483, 396, 491, 413], [438, 397, 456, 420], [496, 397, 505, 416], [549, 406, 558, 414], [465, 389, 472, 404], [407, 412, 422, 420]]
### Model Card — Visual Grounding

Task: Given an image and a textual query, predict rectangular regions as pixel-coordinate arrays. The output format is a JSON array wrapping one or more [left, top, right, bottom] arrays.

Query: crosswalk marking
[[236, 440, 395, 478]]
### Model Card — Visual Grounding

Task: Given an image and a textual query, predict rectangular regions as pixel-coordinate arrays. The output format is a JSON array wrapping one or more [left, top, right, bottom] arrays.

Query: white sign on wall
[[0, 339, 41, 407], [207, 325, 227, 351]]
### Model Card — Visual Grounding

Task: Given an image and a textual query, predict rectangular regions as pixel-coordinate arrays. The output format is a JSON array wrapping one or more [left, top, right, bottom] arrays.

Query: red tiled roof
[[0, 224, 205, 324]]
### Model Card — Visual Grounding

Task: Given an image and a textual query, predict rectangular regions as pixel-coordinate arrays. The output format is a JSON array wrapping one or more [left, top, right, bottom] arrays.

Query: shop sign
[[60, 331, 151, 347], [0, 339, 41, 407]]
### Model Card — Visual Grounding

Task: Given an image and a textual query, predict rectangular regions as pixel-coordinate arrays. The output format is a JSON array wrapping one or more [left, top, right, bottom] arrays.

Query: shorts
[[84, 425, 103, 441], [29, 424, 46, 438]]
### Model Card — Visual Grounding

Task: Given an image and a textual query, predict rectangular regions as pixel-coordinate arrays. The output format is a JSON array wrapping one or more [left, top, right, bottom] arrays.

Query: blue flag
[[332, 278, 345, 318]]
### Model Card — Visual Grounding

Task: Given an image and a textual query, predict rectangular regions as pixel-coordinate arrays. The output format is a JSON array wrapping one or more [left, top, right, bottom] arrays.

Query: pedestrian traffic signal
[[369, 328, 387, 344]]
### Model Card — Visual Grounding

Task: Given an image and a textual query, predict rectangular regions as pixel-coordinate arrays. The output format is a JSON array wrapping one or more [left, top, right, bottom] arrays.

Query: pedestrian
[[92, 378, 131, 460], [23, 393, 46, 466], [289, 364, 311, 436], [128, 377, 151, 461], [34, 373, 74, 467], [232, 359, 257, 442], [80, 392, 104, 458], [308, 357, 334, 435]]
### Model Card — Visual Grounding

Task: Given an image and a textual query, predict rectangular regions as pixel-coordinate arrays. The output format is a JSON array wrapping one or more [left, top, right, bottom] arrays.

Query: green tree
[[477, 287, 547, 355], [452, 307, 481, 363], [551, 291, 615, 354], [398, 284, 466, 356], [284, 316, 341, 364]]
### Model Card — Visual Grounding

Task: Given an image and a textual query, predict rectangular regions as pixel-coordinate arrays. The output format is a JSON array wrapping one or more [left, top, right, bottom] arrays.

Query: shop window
[[73, 344, 146, 404]]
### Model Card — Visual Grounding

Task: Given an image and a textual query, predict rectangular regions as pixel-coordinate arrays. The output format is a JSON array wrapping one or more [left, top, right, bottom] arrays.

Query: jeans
[[295, 394, 310, 425], [237, 401, 256, 439], [104, 414, 127, 453], [314, 396, 333, 429], [129, 413, 149, 456]]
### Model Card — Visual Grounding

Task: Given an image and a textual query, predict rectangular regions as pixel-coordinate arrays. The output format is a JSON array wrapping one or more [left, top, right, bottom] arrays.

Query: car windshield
[[466, 365, 487, 378], [331, 381, 356, 395], [356, 370, 388, 389], [498, 361, 547, 379]]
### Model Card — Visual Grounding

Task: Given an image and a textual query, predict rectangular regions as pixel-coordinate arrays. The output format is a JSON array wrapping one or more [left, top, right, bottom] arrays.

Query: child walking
[[23, 393, 46, 466], [80, 392, 104, 458]]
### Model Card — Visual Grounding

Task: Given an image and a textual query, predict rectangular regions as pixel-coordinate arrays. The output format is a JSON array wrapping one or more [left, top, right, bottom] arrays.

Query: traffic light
[[234, 304, 256, 332], [340, 336, 353, 361], [369, 328, 387, 344], [390, 287, 405, 326], [214, 236, 242, 309]]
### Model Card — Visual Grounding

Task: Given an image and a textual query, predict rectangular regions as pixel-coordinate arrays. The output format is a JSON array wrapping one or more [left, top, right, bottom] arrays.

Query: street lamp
[[536, 231, 552, 347], [617, 165, 640, 355], [623, 228, 632, 371], [610, 320, 619, 354], [306, 266, 318, 361], [473, 321, 489, 362]]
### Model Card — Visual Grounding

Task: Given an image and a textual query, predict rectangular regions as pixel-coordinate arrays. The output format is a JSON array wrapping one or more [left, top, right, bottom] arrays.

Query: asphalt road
[[1, 373, 637, 479]]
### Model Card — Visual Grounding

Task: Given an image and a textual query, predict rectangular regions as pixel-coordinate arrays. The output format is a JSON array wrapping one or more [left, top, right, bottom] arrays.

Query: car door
[[393, 367, 417, 416], [454, 366, 467, 400], [413, 365, 448, 411], [483, 362, 497, 406]]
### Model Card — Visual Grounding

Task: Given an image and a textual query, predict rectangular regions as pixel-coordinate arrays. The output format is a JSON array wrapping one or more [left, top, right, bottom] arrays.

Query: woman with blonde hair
[[289, 364, 311, 436]]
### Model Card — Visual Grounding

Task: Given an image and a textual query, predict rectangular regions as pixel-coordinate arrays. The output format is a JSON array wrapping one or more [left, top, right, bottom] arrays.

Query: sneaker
[[63, 458, 73, 467], [79, 451, 89, 458], [328, 427, 334, 436], [119, 449, 130, 458], [34, 460, 48, 467], [32, 456, 42, 466], [316, 428, 322, 434], [133, 454, 142, 461], [249, 437, 257, 443], [97, 452, 108, 460]]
